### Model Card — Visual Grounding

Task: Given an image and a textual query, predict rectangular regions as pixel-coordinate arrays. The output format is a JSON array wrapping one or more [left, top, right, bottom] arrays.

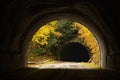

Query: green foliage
[[55, 20, 76, 46], [27, 20, 100, 65], [28, 20, 77, 60]]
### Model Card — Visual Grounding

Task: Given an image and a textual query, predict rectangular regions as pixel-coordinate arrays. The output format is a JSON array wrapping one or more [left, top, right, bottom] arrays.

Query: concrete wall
[[0, 0, 120, 74], [0, 54, 24, 74]]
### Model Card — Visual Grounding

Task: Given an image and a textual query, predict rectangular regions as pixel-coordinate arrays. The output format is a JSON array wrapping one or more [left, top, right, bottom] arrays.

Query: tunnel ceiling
[[0, 0, 120, 74], [0, 0, 119, 56]]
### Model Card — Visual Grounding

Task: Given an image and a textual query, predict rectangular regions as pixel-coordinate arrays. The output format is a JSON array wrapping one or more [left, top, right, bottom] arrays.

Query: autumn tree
[[27, 20, 100, 65], [73, 22, 99, 64], [27, 20, 77, 60]]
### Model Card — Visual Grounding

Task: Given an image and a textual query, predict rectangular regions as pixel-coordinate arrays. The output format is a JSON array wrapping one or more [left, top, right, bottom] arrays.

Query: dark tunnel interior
[[60, 42, 90, 62], [0, 0, 120, 80]]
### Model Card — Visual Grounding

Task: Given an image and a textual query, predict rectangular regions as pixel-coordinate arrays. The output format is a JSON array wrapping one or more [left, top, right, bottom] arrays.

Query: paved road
[[28, 61, 100, 69], [1, 68, 120, 80], [37, 62, 98, 69], [1, 62, 120, 80]]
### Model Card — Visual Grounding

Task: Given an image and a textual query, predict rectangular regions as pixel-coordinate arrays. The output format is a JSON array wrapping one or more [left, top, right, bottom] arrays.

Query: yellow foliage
[[54, 32, 63, 37], [32, 21, 57, 45], [30, 21, 100, 64], [80, 62, 100, 69], [74, 22, 100, 64]]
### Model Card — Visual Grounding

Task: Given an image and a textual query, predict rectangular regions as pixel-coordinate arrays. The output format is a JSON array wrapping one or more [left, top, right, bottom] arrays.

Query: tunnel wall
[[0, 54, 24, 74], [0, 0, 120, 74]]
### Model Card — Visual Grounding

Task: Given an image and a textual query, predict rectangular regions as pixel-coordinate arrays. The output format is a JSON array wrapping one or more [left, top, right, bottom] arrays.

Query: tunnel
[[0, 0, 120, 80], [60, 42, 90, 62]]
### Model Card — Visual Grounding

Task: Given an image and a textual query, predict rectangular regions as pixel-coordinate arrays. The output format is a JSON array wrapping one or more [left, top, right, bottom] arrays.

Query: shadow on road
[[0, 68, 120, 80]]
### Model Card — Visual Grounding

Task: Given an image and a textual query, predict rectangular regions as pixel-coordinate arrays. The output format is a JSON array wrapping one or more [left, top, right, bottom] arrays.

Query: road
[[29, 61, 100, 69], [0, 61, 120, 80], [1, 68, 120, 80]]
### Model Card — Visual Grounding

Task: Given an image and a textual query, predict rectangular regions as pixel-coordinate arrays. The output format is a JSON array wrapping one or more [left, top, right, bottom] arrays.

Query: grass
[[80, 62, 101, 69]]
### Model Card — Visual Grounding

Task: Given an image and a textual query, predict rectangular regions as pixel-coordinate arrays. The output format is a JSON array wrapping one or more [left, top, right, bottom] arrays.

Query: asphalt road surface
[[31, 61, 99, 69], [0, 62, 120, 80]]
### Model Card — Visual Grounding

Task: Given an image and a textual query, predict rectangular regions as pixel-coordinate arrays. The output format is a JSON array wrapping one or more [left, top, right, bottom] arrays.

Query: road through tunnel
[[26, 19, 101, 69]]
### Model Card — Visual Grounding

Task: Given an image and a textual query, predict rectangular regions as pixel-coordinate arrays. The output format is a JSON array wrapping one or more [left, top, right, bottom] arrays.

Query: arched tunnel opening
[[60, 42, 90, 62], [26, 19, 101, 69], [1, 0, 120, 79], [1, 1, 120, 79]]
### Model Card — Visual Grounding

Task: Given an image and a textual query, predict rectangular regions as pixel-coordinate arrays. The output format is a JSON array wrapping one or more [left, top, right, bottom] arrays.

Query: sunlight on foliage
[[27, 20, 100, 66], [73, 22, 100, 64], [32, 21, 57, 45]]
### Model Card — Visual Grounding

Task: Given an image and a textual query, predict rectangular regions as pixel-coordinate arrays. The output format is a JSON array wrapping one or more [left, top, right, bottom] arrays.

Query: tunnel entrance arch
[[23, 13, 107, 68], [26, 18, 101, 68], [22, 3, 107, 68], [60, 42, 90, 62]]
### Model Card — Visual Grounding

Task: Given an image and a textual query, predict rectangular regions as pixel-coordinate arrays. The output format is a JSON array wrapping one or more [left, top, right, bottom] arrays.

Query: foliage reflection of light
[[27, 20, 100, 69]]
